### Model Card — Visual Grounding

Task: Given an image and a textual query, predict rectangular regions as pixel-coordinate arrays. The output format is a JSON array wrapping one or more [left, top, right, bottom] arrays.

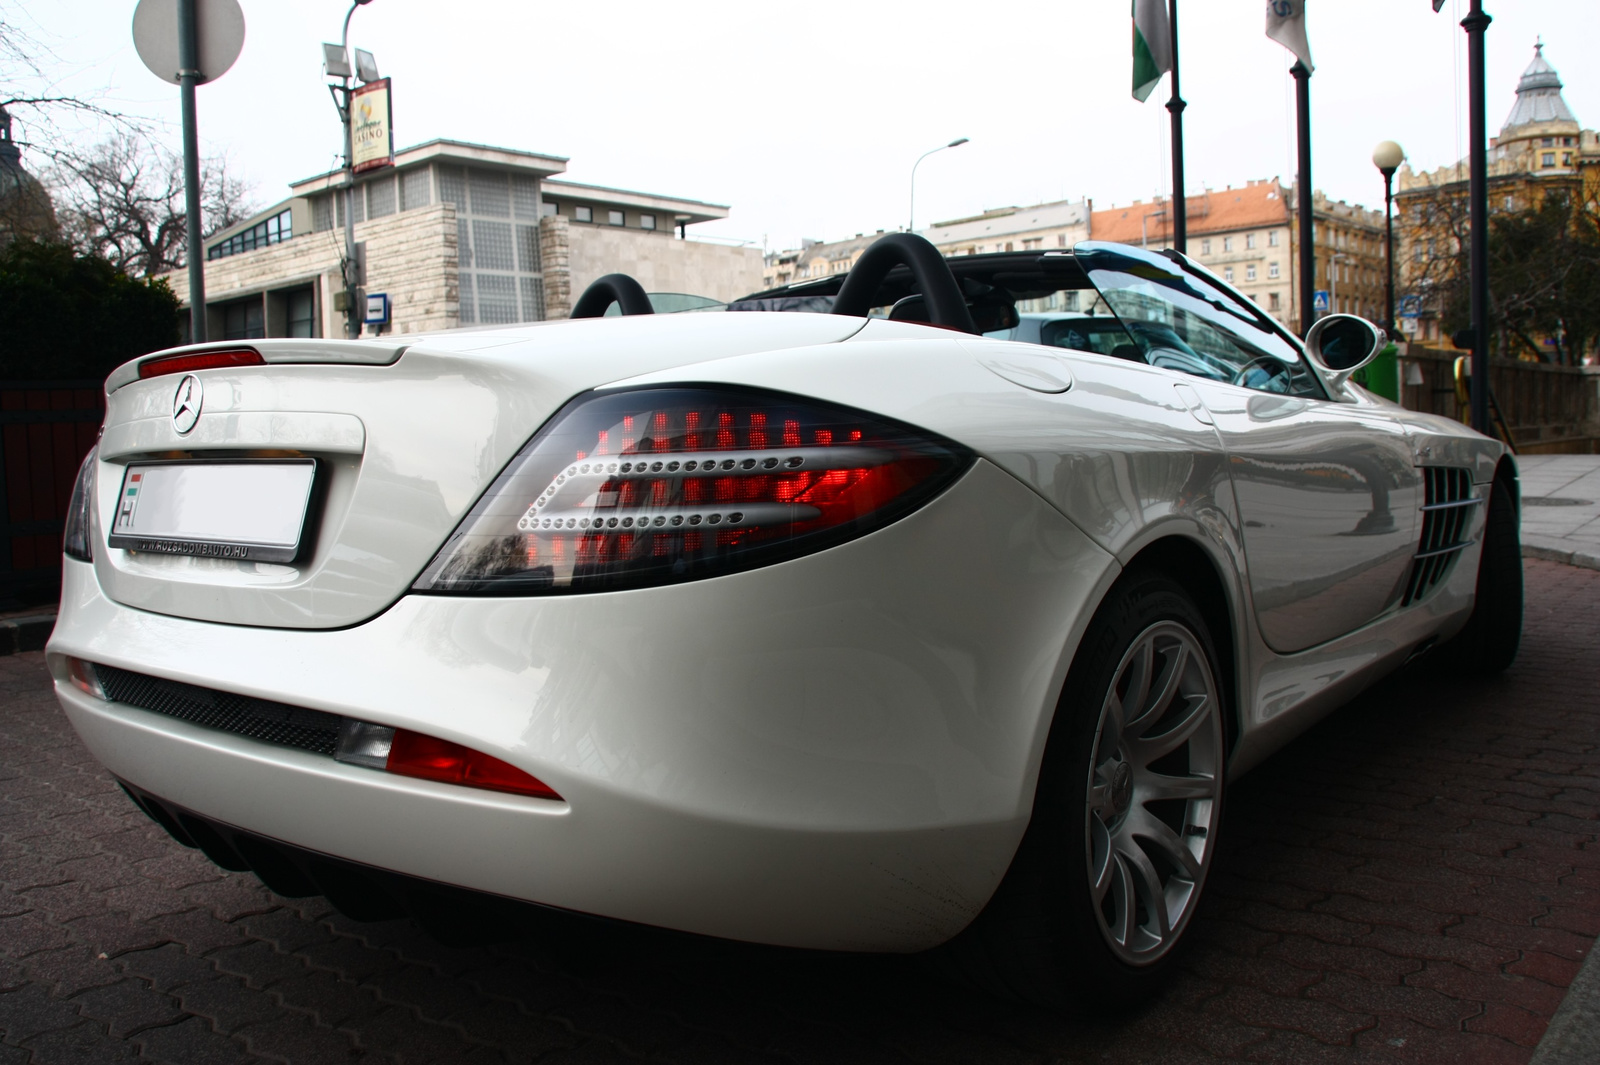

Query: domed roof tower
[[1502, 42, 1578, 134], [0, 104, 61, 247]]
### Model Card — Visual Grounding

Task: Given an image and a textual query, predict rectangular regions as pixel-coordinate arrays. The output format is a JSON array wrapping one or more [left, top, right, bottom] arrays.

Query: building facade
[[1395, 43, 1600, 349], [1090, 180, 1385, 334], [163, 139, 764, 340], [925, 198, 1091, 257]]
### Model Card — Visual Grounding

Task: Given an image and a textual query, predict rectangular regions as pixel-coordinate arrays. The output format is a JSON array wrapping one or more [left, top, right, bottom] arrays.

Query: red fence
[[0, 382, 104, 606]]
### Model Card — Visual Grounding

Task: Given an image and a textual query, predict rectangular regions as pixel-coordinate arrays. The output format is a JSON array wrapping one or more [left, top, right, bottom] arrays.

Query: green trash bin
[[1350, 344, 1400, 401]]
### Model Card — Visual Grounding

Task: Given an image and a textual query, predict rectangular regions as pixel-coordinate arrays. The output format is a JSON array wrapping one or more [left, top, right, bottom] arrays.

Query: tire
[[1440, 476, 1522, 676], [944, 571, 1227, 1009]]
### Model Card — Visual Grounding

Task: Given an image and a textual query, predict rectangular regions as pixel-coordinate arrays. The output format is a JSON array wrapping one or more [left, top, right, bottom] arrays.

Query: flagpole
[[1292, 60, 1314, 337], [1165, 0, 1186, 252]]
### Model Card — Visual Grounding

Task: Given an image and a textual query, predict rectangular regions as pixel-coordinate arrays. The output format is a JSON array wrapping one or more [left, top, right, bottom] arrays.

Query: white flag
[[1265, 0, 1313, 73], [1132, 0, 1172, 102]]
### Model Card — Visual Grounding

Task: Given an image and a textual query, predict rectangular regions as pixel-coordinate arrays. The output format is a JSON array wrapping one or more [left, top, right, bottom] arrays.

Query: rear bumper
[[47, 459, 1118, 952]]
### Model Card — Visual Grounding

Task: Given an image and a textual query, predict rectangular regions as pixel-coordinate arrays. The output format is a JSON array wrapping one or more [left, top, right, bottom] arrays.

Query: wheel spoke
[[1133, 642, 1187, 733], [1139, 769, 1216, 803], [1116, 836, 1171, 940], [1089, 815, 1114, 902], [1119, 641, 1154, 734], [1132, 693, 1213, 764], [1110, 851, 1138, 946], [1127, 808, 1204, 882]]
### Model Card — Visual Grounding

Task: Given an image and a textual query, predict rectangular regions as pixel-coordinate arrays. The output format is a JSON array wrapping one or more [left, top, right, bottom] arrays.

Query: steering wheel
[[1231, 355, 1291, 390], [830, 233, 977, 334]]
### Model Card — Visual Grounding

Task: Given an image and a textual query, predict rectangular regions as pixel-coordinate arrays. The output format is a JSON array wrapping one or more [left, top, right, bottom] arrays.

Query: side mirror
[[1304, 314, 1386, 389]]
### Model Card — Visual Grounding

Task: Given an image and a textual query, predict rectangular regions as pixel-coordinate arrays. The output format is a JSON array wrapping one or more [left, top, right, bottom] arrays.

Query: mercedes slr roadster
[[47, 235, 1521, 1006]]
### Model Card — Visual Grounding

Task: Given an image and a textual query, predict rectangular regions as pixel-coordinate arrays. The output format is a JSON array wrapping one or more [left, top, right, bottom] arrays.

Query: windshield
[[1074, 241, 1326, 398]]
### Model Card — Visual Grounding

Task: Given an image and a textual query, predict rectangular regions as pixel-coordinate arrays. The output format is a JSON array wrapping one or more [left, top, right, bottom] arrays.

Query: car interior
[[570, 235, 1328, 399]]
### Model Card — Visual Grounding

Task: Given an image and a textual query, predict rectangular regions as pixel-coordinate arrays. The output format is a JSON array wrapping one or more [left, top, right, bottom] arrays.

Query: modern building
[[1090, 180, 1385, 334], [162, 138, 764, 340], [1395, 42, 1599, 349]]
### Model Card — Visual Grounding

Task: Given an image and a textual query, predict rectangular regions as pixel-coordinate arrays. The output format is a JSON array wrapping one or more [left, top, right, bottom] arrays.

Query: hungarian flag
[[1265, 1, 1314, 73], [1132, 0, 1172, 102]]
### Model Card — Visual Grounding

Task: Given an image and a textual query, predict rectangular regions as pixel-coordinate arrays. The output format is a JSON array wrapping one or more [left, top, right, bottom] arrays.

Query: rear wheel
[[1440, 475, 1522, 675], [946, 572, 1225, 1008]]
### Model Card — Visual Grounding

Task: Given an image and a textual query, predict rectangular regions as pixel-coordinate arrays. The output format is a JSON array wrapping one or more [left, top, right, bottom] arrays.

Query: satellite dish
[[132, 0, 246, 85]]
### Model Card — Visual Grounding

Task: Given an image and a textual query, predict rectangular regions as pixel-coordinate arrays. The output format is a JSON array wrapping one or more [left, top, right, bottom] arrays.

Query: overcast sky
[[18, 1, 1600, 252]]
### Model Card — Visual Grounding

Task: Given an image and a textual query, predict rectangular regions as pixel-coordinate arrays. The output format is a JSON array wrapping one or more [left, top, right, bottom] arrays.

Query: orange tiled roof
[[1090, 181, 1290, 244]]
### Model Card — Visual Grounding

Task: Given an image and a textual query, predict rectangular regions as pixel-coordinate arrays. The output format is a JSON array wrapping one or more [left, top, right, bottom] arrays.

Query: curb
[[1523, 540, 1600, 573], [0, 614, 55, 656], [1531, 938, 1600, 1064]]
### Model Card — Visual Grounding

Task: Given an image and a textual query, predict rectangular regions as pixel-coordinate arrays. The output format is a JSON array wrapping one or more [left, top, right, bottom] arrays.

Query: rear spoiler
[[106, 339, 409, 393]]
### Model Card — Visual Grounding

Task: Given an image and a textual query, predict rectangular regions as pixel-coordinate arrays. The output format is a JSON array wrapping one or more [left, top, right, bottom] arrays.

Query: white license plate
[[107, 461, 317, 563]]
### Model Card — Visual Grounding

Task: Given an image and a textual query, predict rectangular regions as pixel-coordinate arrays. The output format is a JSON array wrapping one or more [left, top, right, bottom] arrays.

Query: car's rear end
[[45, 313, 1114, 952]]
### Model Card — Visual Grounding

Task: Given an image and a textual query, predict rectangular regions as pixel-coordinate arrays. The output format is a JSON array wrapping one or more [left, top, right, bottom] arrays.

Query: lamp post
[[1372, 140, 1405, 336], [325, 0, 375, 340], [908, 137, 968, 235]]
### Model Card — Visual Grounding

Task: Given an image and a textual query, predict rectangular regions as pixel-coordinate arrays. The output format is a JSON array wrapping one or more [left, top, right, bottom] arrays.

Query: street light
[[908, 137, 968, 235], [324, 0, 376, 340], [1372, 139, 1405, 336]]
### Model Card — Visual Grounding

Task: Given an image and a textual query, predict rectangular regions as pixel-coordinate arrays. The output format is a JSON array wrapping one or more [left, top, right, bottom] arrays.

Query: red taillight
[[414, 387, 972, 595], [385, 729, 562, 800], [138, 349, 265, 379]]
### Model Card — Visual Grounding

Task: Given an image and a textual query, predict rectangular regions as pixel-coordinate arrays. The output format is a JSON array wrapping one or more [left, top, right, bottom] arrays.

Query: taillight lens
[[138, 348, 264, 379], [413, 386, 973, 595], [334, 719, 561, 800], [64, 448, 96, 562]]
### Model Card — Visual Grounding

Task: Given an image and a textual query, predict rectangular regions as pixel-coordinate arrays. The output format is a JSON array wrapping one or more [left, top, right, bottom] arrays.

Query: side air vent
[[95, 665, 342, 756], [1402, 467, 1480, 606]]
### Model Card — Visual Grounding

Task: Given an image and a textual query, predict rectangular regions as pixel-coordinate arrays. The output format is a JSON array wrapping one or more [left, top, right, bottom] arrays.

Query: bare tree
[[53, 136, 256, 276]]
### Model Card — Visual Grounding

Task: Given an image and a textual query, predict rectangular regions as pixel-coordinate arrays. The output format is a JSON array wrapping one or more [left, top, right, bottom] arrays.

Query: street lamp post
[[1372, 140, 1405, 336], [908, 137, 968, 235], [326, 0, 375, 340]]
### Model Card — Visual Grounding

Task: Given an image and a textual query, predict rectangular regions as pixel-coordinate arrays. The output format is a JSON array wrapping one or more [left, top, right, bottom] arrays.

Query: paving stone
[[69, 979, 186, 1039], [16, 1020, 139, 1065], [133, 1016, 258, 1065]]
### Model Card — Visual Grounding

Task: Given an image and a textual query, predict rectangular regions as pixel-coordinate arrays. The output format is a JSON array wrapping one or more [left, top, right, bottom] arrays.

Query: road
[[3, 559, 1598, 1064]]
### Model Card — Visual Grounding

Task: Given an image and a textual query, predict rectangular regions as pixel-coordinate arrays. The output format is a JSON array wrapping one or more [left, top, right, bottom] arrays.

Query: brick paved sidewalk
[[3, 559, 1598, 1064]]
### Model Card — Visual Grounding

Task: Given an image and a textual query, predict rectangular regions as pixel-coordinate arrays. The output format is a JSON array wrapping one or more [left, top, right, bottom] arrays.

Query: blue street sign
[[364, 292, 390, 325], [1313, 290, 1330, 313]]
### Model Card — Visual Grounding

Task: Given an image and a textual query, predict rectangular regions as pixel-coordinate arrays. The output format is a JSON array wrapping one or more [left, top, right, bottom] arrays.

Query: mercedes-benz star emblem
[[172, 374, 203, 434]]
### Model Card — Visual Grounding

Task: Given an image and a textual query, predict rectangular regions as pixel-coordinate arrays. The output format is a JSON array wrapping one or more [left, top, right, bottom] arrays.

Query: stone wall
[[562, 226, 763, 307], [538, 214, 571, 320]]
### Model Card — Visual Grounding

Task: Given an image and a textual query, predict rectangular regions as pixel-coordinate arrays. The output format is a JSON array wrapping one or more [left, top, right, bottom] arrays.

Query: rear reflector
[[334, 718, 561, 800], [138, 349, 265, 379]]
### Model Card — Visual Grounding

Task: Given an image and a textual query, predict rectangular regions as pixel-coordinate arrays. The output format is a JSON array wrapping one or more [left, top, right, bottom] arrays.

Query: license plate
[[107, 460, 317, 563]]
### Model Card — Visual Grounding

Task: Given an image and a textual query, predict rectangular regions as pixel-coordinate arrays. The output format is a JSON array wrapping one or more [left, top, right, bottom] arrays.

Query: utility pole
[[1166, 0, 1186, 253], [1292, 61, 1314, 337], [1463, 0, 1492, 434], [176, 0, 207, 342]]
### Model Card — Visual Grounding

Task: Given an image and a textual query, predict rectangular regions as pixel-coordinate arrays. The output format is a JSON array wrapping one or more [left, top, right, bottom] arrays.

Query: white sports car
[[47, 236, 1520, 1006]]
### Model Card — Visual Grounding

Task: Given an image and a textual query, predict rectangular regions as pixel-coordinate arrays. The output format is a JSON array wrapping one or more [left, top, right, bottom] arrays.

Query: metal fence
[[0, 381, 103, 606], [1397, 348, 1600, 453]]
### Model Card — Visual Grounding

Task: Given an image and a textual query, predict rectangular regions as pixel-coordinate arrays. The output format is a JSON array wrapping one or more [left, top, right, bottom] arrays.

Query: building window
[[401, 167, 432, 210], [1005, 241, 1013, 251], [1269, 230, 1279, 247], [1268, 261, 1280, 279], [468, 170, 511, 217], [286, 288, 315, 338], [1269, 292, 1281, 311], [608, 210, 625, 226], [1222, 237, 1233, 252], [1543, 152, 1556, 167], [541, 201, 557, 218], [1246, 264, 1257, 282], [1223, 267, 1234, 282], [208, 208, 293, 260], [512, 176, 540, 220], [1058, 234, 1067, 247], [1246, 233, 1256, 250], [312, 196, 333, 233], [574, 205, 593, 223], [222, 298, 264, 340], [1563, 153, 1573, 166], [367, 175, 396, 218], [640, 213, 656, 230], [1542, 137, 1555, 147], [1201, 239, 1211, 255]]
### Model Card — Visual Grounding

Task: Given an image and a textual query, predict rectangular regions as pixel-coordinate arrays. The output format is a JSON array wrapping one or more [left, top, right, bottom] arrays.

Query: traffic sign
[[132, 0, 245, 85], [1313, 290, 1330, 313]]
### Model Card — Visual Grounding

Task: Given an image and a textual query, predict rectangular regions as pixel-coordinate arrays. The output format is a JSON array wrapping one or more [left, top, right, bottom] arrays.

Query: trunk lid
[[92, 313, 863, 628]]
